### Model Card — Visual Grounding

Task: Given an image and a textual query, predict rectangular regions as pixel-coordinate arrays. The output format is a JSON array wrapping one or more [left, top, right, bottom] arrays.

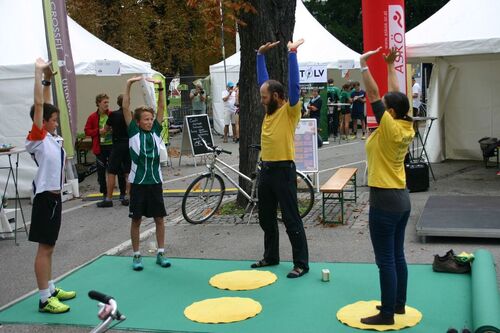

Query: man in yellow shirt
[[250, 39, 309, 279]]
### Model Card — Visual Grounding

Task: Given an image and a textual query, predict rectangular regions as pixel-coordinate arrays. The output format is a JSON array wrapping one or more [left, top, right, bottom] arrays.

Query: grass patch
[[217, 200, 246, 215]]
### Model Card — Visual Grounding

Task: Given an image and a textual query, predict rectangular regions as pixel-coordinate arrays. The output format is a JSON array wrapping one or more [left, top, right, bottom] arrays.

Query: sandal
[[250, 259, 279, 269], [287, 267, 308, 279]]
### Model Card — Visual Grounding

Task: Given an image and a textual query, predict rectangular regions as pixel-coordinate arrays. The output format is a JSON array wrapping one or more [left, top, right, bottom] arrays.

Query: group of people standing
[[27, 38, 414, 327]]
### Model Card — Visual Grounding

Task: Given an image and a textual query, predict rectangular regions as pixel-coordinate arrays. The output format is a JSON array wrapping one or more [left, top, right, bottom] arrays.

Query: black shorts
[[341, 107, 351, 115], [129, 183, 166, 219], [107, 141, 131, 175], [29, 191, 62, 246]]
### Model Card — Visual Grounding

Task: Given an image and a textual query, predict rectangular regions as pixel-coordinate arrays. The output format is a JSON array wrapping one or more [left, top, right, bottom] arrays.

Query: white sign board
[[299, 65, 327, 84], [294, 119, 319, 173], [95, 60, 121, 76], [337, 59, 355, 70]]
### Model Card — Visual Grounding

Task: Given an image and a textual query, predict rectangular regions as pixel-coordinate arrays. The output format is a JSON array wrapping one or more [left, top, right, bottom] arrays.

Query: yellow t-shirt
[[261, 101, 301, 161], [365, 112, 415, 189]]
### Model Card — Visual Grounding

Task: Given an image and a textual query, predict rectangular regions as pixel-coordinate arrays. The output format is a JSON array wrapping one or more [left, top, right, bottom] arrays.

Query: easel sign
[[179, 114, 214, 166], [295, 119, 320, 191]]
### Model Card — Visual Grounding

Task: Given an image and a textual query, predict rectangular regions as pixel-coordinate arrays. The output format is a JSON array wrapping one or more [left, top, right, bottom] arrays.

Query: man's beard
[[266, 97, 279, 115]]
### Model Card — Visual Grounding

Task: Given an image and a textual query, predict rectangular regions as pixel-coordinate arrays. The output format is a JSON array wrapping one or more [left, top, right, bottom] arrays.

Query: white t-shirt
[[25, 124, 66, 195], [222, 90, 236, 113], [412, 82, 421, 108]]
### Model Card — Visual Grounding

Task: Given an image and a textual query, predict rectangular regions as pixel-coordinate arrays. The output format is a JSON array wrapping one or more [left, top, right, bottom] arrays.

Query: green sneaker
[[156, 252, 171, 268], [39, 296, 70, 314], [132, 255, 144, 271], [52, 288, 76, 301]]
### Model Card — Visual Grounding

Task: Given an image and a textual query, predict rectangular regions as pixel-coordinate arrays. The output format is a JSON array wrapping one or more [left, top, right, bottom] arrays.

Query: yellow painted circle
[[336, 300, 422, 331], [209, 270, 277, 291], [184, 297, 262, 323]]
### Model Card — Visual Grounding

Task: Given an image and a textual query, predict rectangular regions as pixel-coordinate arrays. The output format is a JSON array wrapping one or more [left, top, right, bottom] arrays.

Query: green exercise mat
[[472, 249, 500, 333], [0, 256, 481, 332]]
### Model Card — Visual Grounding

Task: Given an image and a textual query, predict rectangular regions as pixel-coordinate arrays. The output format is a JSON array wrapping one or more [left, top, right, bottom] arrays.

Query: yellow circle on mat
[[184, 297, 262, 323], [336, 300, 422, 331], [209, 270, 277, 290]]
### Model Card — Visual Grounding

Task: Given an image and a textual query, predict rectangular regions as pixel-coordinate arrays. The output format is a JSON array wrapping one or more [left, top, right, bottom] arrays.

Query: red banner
[[362, 0, 406, 128]]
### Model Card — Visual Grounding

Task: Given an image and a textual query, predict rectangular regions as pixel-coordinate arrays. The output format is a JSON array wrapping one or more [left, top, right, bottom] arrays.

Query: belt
[[261, 160, 294, 168]]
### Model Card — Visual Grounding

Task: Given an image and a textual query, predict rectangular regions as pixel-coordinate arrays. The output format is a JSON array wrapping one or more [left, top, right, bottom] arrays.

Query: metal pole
[[219, 0, 228, 86]]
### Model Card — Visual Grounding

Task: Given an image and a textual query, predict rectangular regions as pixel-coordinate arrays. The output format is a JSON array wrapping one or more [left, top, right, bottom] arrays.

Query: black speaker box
[[405, 162, 429, 192]]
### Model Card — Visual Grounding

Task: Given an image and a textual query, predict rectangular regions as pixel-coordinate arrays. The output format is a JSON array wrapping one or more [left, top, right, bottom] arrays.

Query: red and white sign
[[362, 0, 406, 128]]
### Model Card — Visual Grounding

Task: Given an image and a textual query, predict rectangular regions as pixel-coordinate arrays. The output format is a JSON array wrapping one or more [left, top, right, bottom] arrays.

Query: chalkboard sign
[[180, 114, 214, 157], [294, 119, 319, 173]]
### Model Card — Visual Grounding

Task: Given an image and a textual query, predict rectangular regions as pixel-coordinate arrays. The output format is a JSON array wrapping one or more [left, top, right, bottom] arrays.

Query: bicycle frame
[[206, 156, 256, 202]]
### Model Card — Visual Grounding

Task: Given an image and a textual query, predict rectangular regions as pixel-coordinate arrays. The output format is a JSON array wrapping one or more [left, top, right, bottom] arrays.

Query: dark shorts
[[107, 141, 131, 174], [352, 110, 364, 120], [129, 183, 166, 219], [29, 191, 62, 246], [341, 107, 351, 115]]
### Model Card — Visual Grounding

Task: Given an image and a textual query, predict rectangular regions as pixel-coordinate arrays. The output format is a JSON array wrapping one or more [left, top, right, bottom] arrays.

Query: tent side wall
[[440, 54, 500, 160], [209, 65, 240, 135]]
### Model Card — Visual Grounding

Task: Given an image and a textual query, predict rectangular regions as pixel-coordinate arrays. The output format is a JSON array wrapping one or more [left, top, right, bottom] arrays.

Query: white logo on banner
[[299, 65, 327, 84], [388, 5, 406, 93]]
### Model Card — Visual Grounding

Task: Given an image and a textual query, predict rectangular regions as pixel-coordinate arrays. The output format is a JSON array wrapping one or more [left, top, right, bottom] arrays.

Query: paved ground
[[0, 131, 499, 333]]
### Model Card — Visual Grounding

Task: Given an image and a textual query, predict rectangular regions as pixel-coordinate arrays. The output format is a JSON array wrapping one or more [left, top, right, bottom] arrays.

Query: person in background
[[122, 76, 171, 271], [85, 93, 124, 206], [359, 47, 415, 325], [189, 82, 206, 115], [251, 39, 309, 279], [327, 78, 341, 138], [233, 82, 240, 143], [351, 81, 367, 139], [411, 77, 421, 116], [221, 81, 237, 143], [96, 94, 130, 207], [26, 58, 76, 314], [306, 88, 322, 125], [339, 83, 352, 140]]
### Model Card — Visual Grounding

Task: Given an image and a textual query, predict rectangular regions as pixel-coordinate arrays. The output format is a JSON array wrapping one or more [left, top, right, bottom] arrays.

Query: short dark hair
[[95, 93, 109, 106], [328, 79, 334, 84], [265, 80, 285, 100], [383, 92, 411, 121], [117, 94, 124, 108], [30, 103, 60, 122], [134, 106, 155, 122], [353, 81, 360, 87]]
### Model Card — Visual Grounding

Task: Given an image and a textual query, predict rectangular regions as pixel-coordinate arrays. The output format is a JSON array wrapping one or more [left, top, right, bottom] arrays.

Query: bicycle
[[181, 136, 315, 224], [88, 290, 126, 333], [417, 102, 427, 117]]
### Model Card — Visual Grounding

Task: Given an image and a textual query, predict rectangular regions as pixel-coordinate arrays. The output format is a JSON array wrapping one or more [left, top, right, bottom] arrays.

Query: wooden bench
[[320, 167, 358, 224]]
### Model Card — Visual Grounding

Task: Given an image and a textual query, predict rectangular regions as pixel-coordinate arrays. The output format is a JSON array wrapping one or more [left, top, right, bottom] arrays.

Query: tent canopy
[[406, 0, 500, 162], [406, 0, 500, 59]]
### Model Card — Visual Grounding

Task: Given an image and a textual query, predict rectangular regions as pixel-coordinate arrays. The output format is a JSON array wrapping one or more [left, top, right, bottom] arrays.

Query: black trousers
[[257, 161, 309, 270], [96, 146, 126, 196], [328, 109, 340, 137]]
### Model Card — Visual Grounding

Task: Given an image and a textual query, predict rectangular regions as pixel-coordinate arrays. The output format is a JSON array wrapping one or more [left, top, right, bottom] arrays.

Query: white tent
[[209, 0, 361, 134], [0, 0, 159, 197], [406, 0, 500, 162]]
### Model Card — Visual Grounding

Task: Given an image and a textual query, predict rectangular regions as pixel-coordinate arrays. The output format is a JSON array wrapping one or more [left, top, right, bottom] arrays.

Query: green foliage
[[302, 0, 450, 53], [217, 200, 245, 215]]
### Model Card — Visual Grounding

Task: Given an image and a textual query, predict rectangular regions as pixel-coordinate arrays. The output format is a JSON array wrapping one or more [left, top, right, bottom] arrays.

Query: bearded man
[[250, 39, 309, 279]]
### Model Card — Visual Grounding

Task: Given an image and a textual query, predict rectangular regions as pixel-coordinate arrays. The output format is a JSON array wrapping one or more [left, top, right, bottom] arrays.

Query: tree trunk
[[237, 0, 296, 206]]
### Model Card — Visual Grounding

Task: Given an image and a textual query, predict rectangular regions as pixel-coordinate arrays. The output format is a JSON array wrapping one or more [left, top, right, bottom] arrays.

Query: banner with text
[[299, 65, 328, 84], [362, 0, 406, 128], [42, 0, 77, 156], [294, 119, 319, 173]]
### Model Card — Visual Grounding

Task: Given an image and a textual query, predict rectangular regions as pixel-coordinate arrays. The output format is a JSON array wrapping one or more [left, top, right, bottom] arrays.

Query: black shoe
[[433, 250, 470, 274], [96, 200, 113, 208], [120, 196, 129, 206]]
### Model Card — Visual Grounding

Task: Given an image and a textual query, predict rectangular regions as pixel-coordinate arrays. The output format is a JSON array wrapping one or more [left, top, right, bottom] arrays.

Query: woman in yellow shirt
[[359, 47, 415, 326]]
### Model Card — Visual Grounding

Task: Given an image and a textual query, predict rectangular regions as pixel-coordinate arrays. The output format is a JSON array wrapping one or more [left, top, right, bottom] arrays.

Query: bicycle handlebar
[[197, 135, 232, 155], [88, 290, 113, 304]]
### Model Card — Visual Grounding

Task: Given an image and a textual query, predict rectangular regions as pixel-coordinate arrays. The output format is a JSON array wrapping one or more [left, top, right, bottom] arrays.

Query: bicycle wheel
[[182, 173, 225, 224], [277, 171, 315, 221]]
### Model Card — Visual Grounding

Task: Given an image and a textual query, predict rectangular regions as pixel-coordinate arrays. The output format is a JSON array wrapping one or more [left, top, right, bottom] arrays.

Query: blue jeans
[[368, 206, 410, 316]]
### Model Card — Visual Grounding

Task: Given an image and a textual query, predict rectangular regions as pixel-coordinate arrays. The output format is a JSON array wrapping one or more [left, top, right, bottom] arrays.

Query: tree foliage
[[302, 0, 450, 53], [66, 0, 252, 76]]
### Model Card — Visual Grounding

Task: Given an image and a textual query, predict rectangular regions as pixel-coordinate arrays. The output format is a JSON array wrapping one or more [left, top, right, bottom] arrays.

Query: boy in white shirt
[[26, 58, 76, 314]]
